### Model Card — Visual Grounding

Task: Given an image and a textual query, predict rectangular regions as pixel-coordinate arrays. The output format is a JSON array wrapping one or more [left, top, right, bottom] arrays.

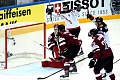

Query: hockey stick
[[33, 41, 58, 58], [33, 41, 53, 52], [34, 41, 84, 58], [37, 57, 88, 80], [113, 58, 120, 64]]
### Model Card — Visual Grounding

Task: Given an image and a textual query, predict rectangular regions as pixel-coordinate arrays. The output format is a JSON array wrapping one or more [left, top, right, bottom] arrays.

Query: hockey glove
[[46, 8, 53, 15], [88, 58, 96, 68], [76, 5, 81, 12], [86, 14, 94, 20], [88, 52, 94, 58]]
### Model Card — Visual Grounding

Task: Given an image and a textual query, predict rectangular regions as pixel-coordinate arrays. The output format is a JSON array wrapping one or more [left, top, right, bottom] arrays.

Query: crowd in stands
[[0, 0, 45, 8]]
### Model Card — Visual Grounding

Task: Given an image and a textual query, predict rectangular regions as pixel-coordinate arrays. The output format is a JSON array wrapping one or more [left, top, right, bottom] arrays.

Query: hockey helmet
[[53, 24, 58, 29], [63, 3, 69, 9], [95, 17, 103, 22], [58, 24, 65, 31], [88, 28, 98, 37]]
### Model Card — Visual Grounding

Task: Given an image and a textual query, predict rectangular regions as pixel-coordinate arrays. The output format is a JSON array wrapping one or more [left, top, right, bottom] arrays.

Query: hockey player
[[48, 24, 63, 60], [46, 3, 81, 38], [87, 14, 110, 47], [87, 28, 115, 80], [87, 14, 111, 78], [57, 24, 82, 79], [41, 24, 64, 68]]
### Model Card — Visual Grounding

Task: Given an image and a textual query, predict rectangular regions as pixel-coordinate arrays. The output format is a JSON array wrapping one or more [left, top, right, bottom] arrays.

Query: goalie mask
[[53, 24, 58, 36]]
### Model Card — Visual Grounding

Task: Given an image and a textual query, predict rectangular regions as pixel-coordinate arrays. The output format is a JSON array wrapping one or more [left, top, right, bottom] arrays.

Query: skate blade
[[60, 77, 69, 80], [102, 78, 107, 80]]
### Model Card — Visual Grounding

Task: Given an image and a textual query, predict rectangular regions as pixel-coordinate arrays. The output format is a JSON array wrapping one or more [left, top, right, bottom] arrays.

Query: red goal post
[[0, 22, 46, 69]]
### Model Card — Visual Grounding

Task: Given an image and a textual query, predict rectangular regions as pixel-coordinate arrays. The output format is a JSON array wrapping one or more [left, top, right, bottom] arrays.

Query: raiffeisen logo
[[0, 8, 31, 20], [0, 8, 31, 26]]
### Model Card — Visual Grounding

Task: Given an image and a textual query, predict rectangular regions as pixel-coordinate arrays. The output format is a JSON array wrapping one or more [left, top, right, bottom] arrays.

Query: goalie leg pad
[[48, 61, 64, 68], [41, 61, 49, 67], [41, 58, 64, 68], [53, 46, 60, 58]]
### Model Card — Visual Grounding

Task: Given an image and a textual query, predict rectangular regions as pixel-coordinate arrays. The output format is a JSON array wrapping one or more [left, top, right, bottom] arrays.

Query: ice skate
[[102, 73, 107, 80], [60, 70, 69, 80], [69, 66, 78, 74], [77, 48, 84, 56]]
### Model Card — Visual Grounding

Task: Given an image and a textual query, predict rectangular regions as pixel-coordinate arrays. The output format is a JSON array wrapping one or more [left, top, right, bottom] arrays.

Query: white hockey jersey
[[52, 10, 80, 30]]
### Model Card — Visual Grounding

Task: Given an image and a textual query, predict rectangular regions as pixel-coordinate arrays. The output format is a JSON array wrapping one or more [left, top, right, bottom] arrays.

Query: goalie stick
[[34, 41, 53, 52], [33, 41, 84, 58], [37, 57, 88, 80], [34, 41, 56, 58]]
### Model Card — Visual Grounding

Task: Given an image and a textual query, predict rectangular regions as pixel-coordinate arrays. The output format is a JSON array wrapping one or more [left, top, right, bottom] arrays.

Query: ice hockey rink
[[0, 19, 120, 80]]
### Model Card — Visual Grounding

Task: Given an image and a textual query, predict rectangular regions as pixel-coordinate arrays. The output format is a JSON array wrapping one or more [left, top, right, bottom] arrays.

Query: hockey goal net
[[0, 22, 46, 69]]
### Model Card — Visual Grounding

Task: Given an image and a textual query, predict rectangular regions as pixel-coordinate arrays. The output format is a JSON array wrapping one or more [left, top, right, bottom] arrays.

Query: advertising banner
[[45, 0, 120, 24], [0, 4, 45, 26]]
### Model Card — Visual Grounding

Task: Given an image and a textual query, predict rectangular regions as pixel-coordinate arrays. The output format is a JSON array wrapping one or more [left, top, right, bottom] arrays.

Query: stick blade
[[37, 77, 46, 80]]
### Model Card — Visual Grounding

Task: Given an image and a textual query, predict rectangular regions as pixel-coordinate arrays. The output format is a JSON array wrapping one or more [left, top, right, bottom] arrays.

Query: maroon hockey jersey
[[48, 32, 57, 50], [58, 30, 82, 53], [92, 34, 113, 59]]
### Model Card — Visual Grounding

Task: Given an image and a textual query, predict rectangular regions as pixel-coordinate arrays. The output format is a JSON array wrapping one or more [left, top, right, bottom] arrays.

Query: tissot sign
[[46, 0, 105, 13], [45, 0, 112, 23]]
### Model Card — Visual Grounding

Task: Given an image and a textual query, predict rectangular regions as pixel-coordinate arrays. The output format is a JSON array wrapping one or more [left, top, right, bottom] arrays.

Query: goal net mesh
[[0, 22, 46, 69]]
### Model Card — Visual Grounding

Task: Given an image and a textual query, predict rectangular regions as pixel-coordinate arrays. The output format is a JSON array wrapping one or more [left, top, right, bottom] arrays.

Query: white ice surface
[[0, 19, 120, 80]]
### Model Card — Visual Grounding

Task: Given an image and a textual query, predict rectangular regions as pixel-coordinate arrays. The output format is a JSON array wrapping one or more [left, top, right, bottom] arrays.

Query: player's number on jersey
[[101, 40, 109, 50]]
